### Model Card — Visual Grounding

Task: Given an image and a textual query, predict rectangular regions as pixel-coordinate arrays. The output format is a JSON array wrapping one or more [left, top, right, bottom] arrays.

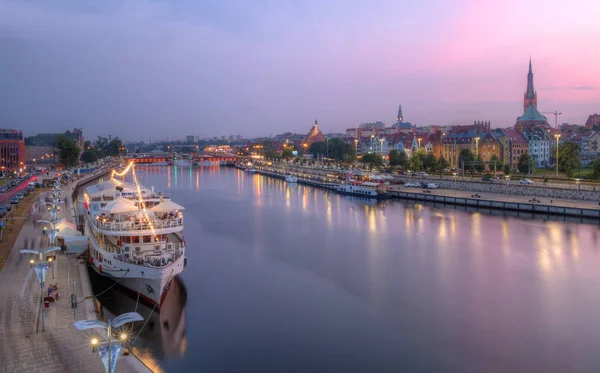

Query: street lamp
[[379, 138, 384, 157], [452, 172, 458, 196], [505, 175, 510, 187], [575, 178, 581, 206], [475, 137, 480, 158], [74, 312, 144, 373], [20, 246, 62, 332], [554, 134, 561, 177], [354, 139, 358, 159]]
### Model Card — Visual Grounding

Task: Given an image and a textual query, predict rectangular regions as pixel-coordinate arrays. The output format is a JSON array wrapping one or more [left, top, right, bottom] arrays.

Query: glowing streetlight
[[554, 134, 561, 177], [74, 312, 143, 373]]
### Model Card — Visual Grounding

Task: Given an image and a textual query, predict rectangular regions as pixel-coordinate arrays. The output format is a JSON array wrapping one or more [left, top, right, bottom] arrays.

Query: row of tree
[[56, 135, 124, 167]]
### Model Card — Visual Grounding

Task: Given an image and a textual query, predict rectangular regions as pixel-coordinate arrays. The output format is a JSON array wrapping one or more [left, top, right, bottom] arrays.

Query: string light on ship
[[111, 162, 134, 180], [131, 164, 158, 239]]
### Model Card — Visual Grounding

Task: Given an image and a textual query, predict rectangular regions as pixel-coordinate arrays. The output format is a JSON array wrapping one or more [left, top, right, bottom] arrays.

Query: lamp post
[[505, 175, 510, 187], [74, 312, 144, 373], [475, 137, 480, 158], [20, 246, 62, 332], [554, 134, 561, 177], [370, 135, 374, 152], [453, 172, 458, 196], [575, 178, 581, 206], [354, 139, 358, 159], [379, 138, 384, 157]]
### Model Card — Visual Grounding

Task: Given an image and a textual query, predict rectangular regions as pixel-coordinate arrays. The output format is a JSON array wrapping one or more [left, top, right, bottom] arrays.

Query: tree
[[360, 153, 383, 168], [517, 153, 532, 175], [474, 155, 484, 172], [592, 159, 600, 180], [423, 153, 437, 170], [262, 140, 277, 158], [438, 156, 449, 170], [489, 154, 502, 172], [308, 141, 327, 157], [282, 147, 294, 158], [503, 163, 511, 175], [553, 141, 580, 177], [409, 149, 427, 170], [388, 149, 402, 167], [459, 149, 475, 171], [56, 135, 80, 168], [80, 148, 99, 163], [107, 138, 124, 157]]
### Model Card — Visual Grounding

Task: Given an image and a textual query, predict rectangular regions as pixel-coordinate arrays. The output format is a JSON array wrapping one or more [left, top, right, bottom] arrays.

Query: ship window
[[143, 236, 152, 243]]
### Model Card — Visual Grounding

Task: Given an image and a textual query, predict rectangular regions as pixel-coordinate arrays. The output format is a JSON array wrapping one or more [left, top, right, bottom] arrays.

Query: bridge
[[125, 152, 239, 165]]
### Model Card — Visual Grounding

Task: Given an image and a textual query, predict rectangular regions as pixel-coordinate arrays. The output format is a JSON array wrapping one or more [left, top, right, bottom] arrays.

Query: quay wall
[[390, 190, 600, 220], [261, 164, 600, 201], [395, 177, 600, 201]]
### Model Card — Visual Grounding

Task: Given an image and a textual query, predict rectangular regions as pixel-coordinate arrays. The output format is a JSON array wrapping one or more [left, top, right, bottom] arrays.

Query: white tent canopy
[[151, 200, 185, 213], [101, 197, 138, 214], [56, 220, 82, 237]]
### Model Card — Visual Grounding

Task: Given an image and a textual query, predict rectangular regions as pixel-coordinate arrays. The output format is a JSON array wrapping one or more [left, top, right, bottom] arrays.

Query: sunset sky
[[1, 0, 598, 140]]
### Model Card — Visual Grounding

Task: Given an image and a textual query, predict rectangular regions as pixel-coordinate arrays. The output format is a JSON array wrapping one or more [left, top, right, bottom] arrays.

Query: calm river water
[[91, 165, 600, 373]]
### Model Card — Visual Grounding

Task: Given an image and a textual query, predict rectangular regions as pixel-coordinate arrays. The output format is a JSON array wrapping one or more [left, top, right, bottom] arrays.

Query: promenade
[[387, 185, 600, 210], [0, 167, 150, 373]]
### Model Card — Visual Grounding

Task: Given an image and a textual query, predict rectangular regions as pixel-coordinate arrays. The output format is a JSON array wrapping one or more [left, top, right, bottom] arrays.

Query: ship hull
[[88, 254, 186, 308]]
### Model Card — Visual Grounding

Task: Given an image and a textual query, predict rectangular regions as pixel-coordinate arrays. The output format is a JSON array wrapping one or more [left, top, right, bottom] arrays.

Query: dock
[[0, 165, 151, 373]]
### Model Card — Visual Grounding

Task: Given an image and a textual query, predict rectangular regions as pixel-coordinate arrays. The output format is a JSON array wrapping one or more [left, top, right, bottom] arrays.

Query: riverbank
[[242, 163, 600, 221], [0, 164, 151, 373]]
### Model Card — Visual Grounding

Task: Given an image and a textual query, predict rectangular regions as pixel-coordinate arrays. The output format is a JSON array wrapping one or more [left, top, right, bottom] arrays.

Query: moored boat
[[83, 164, 187, 309], [285, 175, 298, 183], [335, 181, 391, 200]]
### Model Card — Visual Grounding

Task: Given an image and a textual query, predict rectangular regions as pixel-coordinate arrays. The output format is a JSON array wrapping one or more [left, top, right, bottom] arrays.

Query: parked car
[[0, 206, 6, 217], [15, 193, 24, 200], [520, 179, 534, 185], [417, 172, 429, 177], [10, 198, 19, 204], [427, 183, 439, 189], [404, 182, 420, 188]]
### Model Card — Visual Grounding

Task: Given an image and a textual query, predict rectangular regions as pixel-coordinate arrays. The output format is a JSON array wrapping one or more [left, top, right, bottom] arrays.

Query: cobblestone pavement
[[0, 176, 145, 373]]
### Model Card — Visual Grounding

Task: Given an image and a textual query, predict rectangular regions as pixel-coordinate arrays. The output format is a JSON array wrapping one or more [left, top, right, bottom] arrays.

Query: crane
[[541, 110, 562, 128]]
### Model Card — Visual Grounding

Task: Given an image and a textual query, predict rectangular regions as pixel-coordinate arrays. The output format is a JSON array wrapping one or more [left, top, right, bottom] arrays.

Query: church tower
[[397, 105, 404, 122], [523, 58, 537, 113]]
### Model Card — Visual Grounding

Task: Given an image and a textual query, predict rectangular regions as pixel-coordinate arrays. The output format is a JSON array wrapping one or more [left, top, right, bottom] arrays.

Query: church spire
[[397, 105, 403, 122], [526, 58, 535, 98], [523, 57, 538, 112]]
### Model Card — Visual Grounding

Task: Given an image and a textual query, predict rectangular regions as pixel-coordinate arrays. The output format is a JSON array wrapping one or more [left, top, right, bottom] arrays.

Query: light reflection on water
[[93, 166, 600, 373]]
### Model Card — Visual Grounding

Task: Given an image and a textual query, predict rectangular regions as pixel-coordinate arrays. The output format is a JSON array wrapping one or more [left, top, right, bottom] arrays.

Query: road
[[0, 176, 38, 204]]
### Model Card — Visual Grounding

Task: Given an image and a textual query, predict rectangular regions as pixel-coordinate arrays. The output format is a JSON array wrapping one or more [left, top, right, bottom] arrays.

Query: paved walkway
[[0, 170, 148, 373], [387, 185, 600, 210]]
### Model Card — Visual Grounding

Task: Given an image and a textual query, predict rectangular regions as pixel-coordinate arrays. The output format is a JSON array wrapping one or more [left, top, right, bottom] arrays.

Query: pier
[[0, 165, 150, 373]]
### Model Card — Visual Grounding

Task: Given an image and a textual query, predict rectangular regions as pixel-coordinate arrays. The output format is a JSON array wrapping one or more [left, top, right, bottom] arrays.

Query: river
[[87, 165, 600, 373]]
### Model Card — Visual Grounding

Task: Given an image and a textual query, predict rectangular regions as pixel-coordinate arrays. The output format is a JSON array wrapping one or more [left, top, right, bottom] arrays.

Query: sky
[[0, 0, 599, 141]]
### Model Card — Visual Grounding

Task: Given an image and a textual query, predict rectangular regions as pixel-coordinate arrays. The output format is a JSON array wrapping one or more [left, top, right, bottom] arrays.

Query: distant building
[[523, 58, 538, 113], [392, 105, 415, 133], [360, 121, 385, 130], [503, 128, 529, 170], [185, 135, 199, 143], [522, 127, 551, 167], [303, 119, 326, 147], [515, 59, 549, 131], [25, 128, 83, 166], [448, 121, 491, 134], [585, 114, 600, 129], [0, 128, 25, 172]]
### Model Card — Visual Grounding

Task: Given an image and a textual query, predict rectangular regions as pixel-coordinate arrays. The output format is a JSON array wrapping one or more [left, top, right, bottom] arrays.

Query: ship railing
[[114, 242, 185, 267], [91, 217, 183, 231]]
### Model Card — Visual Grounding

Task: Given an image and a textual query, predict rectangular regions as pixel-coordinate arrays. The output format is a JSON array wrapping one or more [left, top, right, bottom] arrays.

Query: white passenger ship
[[83, 167, 186, 308]]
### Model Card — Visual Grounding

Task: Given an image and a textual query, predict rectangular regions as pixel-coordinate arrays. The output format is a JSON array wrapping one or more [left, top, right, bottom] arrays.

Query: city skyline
[[0, 0, 599, 141]]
